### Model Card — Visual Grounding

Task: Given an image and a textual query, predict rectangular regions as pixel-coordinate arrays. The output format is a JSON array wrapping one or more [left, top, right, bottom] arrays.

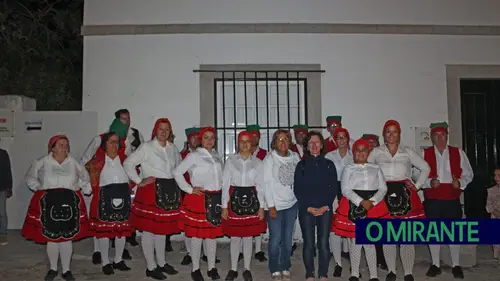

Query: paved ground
[[0, 232, 498, 281]]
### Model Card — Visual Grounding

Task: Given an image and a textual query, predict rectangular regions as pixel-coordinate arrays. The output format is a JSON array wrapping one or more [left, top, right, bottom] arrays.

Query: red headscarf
[[48, 135, 68, 153], [352, 138, 370, 153], [383, 120, 401, 133], [333, 127, 350, 141], [151, 118, 172, 140], [199, 126, 216, 142], [238, 131, 252, 142]]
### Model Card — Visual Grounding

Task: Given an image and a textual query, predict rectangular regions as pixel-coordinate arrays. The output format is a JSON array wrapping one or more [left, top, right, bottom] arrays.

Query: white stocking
[[230, 237, 242, 271], [141, 231, 156, 270], [93, 237, 100, 252], [59, 241, 73, 273], [255, 235, 262, 253], [429, 245, 441, 267], [184, 237, 191, 254], [154, 234, 166, 267], [350, 239, 362, 278], [47, 242, 59, 271], [383, 245, 397, 273], [364, 244, 378, 279], [242, 237, 253, 270], [330, 233, 342, 266], [450, 245, 460, 267], [202, 239, 208, 256], [342, 237, 351, 252], [400, 244, 415, 275], [98, 238, 110, 265], [114, 237, 126, 263], [205, 238, 217, 270], [191, 238, 203, 271]]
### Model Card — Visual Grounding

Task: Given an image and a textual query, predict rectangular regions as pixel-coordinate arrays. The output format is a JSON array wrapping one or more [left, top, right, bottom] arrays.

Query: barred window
[[215, 72, 307, 160]]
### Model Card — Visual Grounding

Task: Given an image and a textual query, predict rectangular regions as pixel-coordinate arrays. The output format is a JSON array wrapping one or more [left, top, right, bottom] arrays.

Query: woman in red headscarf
[[220, 131, 266, 281], [173, 126, 224, 281], [123, 118, 181, 280], [367, 120, 430, 281], [333, 138, 390, 281], [85, 132, 134, 275], [22, 135, 91, 281]]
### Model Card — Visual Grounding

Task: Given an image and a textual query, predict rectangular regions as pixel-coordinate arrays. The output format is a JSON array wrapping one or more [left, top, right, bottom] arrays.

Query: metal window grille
[[211, 71, 310, 160]]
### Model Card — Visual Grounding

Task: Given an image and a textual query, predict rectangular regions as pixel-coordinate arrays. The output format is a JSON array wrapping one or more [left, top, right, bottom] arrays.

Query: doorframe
[[446, 65, 500, 147]]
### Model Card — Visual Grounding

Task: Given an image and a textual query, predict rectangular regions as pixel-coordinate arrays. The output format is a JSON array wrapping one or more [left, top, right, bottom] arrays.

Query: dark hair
[[100, 132, 119, 152], [304, 130, 325, 157], [271, 129, 293, 150], [114, 109, 130, 119]]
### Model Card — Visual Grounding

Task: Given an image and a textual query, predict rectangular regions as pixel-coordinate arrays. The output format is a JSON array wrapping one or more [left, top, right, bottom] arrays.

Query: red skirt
[[21, 189, 90, 243], [130, 178, 181, 235], [333, 191, 390, 238], [385, 180, 425, 219], [180, 190, 224, 239], [222, 186, 267, 237], [88, 183, 134, 238]]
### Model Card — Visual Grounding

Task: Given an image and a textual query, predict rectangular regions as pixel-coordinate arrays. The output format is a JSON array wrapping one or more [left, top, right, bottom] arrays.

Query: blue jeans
[[0, 191, 7, 236], [266, 203, 298, 273], [299, 208, 332, 278]]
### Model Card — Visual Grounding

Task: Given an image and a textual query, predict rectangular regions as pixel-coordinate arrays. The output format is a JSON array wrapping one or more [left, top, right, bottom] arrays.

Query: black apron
[[205, 191, 222, 226], [384, 182, 412, 216], [348, 190, 378, 222], [40, 189, 80, 240], [155, 178, 181, 211], [230, 186, 260, 216], [98, 183, 131, 222]]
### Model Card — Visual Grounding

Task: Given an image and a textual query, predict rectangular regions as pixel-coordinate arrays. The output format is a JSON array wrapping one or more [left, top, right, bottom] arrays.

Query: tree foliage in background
[[0, 0, 83, 110]]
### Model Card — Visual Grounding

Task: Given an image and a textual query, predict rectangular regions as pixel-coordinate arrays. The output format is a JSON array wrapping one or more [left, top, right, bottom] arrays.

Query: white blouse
[[173, 148, 224, 193], [325, 149, 354, 181], [368, 144, 430, 189], [341, 163, 388, 206], [25, 154, 91, 194], [123, 139, 181, 184], [81, 128, 144, 165], [221, 154, 264, 209], [100, 155, 130, 186]]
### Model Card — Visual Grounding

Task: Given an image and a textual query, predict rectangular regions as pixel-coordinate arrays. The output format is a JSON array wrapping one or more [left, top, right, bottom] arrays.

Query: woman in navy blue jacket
[[294, 131, 339, 281]]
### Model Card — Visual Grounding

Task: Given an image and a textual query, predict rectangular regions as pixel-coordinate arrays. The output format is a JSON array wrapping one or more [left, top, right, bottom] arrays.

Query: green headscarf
[[109, 118, 128, 139]]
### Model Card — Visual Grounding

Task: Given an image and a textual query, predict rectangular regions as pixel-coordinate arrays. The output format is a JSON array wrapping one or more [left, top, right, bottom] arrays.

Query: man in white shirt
[[422, 122, 473, 279]]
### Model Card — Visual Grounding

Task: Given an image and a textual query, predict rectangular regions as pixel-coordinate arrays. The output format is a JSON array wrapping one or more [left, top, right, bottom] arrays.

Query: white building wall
[[84, 0, 500, 25], [82, 34, 500, 148]]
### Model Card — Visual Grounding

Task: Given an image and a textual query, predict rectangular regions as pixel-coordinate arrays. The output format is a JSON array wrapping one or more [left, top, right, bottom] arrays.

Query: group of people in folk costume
[[20, 107, 474, 281]]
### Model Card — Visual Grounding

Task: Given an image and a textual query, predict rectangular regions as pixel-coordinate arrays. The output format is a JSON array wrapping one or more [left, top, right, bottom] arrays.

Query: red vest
[[324, 138, 337, 153], [85, 151, 135, 192], [181, 149, 192, 184], [423, 146, 463, 200], [290, 144, 305, 159], [254, 148, 268, 161]]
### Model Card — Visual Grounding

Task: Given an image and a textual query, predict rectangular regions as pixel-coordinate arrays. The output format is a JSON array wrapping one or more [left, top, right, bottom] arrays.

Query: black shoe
[[122, 249, 132, 260], [349, 277, 359, 281], [92, 251, 102, 265], [146, 268, 167, 280], [452, 266, 464, 279], [369, 279, 380, 281], [224, 270, 238, 281], [385, 272, 397, 281], [165, 242, 174, 252], [404, 274, 414, 281], [207, 268, 221, 280], [102, 264, 114, 275], [44, 270, 58, 281], [341, 251, 350, 259], [181, 254, 192, 265], [238, 253, 243, 262], [61, 271, 75, 281], [254, 251, 267, 262], [127, 234, 139, 246], [113, 261, 131, 271], [426, 265, 441, 277], [291, 243, 297, 256], [191, 269, 205, 281], [242, 270, 253, 281], [160, 263, 178, 275], [333, 265, 342, 277]]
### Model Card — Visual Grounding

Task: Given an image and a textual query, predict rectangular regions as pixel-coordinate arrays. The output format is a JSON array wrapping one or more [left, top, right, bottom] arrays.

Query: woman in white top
[[85, 132, 133, 275], [221, 131, 266, 281], [368, 120, 430, 281], [325, 127, 353, 276], [124, 118, 181, 280], [173, 126, 224, 281], [334, 138, 390, 281], [263, 129, 301, 281], [22, 135, 92, 281]]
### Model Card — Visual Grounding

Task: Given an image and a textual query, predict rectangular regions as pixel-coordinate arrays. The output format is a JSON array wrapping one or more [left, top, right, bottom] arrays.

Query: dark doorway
[[460, 79, 500, 218]]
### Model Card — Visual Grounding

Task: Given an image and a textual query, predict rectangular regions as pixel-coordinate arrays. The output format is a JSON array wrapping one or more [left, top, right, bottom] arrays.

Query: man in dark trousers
[[0, 147, 13, 246]]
